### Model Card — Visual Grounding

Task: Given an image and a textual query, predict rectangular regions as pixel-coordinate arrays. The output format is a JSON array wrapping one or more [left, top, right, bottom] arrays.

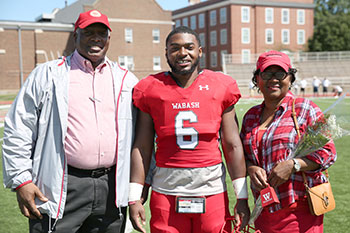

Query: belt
[[68, 165, 116, 178]]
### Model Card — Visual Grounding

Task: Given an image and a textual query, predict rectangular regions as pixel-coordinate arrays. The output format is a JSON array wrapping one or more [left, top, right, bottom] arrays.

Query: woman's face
[[257, 65, 292, 103]]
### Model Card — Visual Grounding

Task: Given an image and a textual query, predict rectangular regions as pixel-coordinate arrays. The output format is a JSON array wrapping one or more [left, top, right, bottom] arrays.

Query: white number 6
[[175, 111, 198, 149]]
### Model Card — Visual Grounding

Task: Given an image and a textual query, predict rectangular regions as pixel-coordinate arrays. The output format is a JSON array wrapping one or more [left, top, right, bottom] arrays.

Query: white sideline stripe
[[0, 104, 11, 109]]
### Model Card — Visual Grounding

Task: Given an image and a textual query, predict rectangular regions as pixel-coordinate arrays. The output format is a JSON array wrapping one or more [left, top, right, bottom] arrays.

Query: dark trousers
[[29, 167, 126, 233]]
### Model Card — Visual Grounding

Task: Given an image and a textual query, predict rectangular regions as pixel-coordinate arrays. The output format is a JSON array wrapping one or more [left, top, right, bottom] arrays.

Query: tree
[[308, 0, 350, 51]]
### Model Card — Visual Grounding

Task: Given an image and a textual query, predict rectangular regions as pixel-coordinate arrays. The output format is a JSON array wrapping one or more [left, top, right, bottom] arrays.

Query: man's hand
[[129, 201, 146, 233], [16, 182, 48, 219], [234, 199, 250, 230]]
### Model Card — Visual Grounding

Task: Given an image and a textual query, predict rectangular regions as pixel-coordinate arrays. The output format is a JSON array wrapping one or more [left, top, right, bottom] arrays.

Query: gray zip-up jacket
[[2, 55, 138, 219]]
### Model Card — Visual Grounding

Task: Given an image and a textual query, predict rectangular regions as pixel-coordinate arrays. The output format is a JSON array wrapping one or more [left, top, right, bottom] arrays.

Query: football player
[[129, 26, 250, 233]]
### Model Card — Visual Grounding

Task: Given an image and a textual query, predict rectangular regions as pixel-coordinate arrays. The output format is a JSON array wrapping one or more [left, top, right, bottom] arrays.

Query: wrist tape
[[128, 182, 143, 202], [232, 177, 248, 199]]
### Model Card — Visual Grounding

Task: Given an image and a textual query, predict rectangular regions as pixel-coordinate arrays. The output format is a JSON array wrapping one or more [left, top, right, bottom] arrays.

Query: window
[[182, 18, 188, 27], [210, 51, 217, 67], [153, 56, 161, 70], [210, 30, 217, 46], [297, 9, 305, 25], [199, 13, 205, 28], [265, 28, 274, 44], [221, 50, 227, 65], [220, 7, 227, 24], [118, 56, 134, 70], [282, 29, 290, 44], [265, 8, 273, 24], [297, 30, 305, 45], [152, 29, 160, 43], [281, 9, 289, 24], [125, 28, 133, 43], [242, 49, 251, 64], [241, 28, 250, 44], [220, 29, 227, 45], [241, 7, 250, 23], [190, 15, 196, 30], [210, 10, 216, 26], [199, 33, 205, 47], [175, 19, 181, 27], [200, 53, 206, 68]]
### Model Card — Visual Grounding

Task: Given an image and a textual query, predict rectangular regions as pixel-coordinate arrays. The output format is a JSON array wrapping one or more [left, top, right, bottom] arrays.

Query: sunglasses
[[260, 71, 288, 80]]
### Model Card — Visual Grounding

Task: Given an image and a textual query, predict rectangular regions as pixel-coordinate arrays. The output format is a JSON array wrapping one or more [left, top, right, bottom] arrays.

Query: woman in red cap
[[240, 50, 337, 232]]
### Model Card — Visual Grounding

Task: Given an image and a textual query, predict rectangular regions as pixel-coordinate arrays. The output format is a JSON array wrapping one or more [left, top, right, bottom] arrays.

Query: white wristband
[[128, 182, 143, 202], [232, 177, 248, 199]]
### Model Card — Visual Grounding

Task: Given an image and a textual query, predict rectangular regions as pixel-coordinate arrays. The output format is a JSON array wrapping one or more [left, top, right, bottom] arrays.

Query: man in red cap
[[2, 9, 138, 233]]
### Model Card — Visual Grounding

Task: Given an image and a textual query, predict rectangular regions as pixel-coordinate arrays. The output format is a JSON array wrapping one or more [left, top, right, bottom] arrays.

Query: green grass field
[[1, 97, 349, 233]]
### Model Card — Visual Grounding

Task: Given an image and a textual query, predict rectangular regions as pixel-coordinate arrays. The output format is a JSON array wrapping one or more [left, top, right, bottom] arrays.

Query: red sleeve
[[223, 77, 241, 110], [132, 78, 151, 114]]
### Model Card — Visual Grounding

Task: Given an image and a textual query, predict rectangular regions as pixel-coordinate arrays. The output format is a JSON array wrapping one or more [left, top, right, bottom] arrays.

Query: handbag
[[292, 99, 336, 216]]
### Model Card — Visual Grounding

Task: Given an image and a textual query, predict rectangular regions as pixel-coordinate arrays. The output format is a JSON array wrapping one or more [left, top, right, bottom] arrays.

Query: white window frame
[[153, 56, 161, 71], [242, 49, 251, 64], [152, 29, 160, 43], [297, 29, 305, 45], [199, 33, 205, 48], [200, 53, 206, 68], [210, 51, 217, 67], [241, 6, 250, 23], [281, 29, 290, 44], [220, 29, 227, 45], [281, 8, 289, 24], [265, 8, 274, 24], [210, 30, 217, 46], [265, 28, 274, 44], [182, 17, 188, 27], [241, 28, 250, 44], [199, 13, 205, 28], [190, 15, 197, 30], [297, 9, 305, 25], [125, 28, 133, 43], [210, 10, 217, 26], [175, 19, 181, 27], [220, 7, 227, 24], [221, 50, 227, 66], [118, 56, 134, 70]]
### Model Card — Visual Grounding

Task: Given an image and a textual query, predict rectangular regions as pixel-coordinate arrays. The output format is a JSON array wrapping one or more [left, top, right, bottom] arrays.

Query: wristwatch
[[292, 158, 301, 172]]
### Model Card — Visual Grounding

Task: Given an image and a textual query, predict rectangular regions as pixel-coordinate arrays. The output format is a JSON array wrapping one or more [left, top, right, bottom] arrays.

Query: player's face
[[74, 23, 110, 68], [166, 33, 202, 76], [257, 65, 292, 102]]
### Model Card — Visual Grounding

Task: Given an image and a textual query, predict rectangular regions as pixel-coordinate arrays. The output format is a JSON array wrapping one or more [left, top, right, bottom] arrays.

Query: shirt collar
[[260, 91, 295, 112], [71, 50, 110, 73]]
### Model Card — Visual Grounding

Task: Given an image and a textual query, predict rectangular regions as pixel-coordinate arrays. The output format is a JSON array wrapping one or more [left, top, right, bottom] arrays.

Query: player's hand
[[247, 164, 268, 191], [16, 182, 48, 219], [234, 199, 250, 230], [129, 201, 146, 233]]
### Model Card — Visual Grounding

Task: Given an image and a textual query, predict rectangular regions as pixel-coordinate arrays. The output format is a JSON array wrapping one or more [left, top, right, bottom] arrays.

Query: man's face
[[74, 23, 110, 67], [166, 33, 202, 76]]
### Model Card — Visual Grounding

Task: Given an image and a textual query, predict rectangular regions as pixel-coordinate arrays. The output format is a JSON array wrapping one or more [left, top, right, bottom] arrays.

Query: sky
[[0, 0, 192, 21]]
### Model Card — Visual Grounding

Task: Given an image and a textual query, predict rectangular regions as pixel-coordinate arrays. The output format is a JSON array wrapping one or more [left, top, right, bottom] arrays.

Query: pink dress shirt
[[64, 50, 117, 169]]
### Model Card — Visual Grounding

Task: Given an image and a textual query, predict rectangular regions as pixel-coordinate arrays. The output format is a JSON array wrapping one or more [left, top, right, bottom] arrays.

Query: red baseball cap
[[256, 50, 291, 72], [74, 10, 111, 32]]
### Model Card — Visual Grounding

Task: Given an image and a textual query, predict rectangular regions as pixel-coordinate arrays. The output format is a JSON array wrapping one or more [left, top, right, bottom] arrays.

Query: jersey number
[[175, 111, 198, 149]]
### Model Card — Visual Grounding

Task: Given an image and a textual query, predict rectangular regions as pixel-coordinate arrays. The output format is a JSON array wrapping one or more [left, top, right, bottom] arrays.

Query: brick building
[[172, 0, 315, 71], [0, 0, 173, 91]]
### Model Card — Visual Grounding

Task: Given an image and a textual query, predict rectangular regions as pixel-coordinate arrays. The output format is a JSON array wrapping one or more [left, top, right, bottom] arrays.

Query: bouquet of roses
[[249, 94, 350, 225]]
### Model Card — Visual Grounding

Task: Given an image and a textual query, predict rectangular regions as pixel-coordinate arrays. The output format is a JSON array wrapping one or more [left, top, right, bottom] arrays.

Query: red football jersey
[[133, 69, 241, 168]]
